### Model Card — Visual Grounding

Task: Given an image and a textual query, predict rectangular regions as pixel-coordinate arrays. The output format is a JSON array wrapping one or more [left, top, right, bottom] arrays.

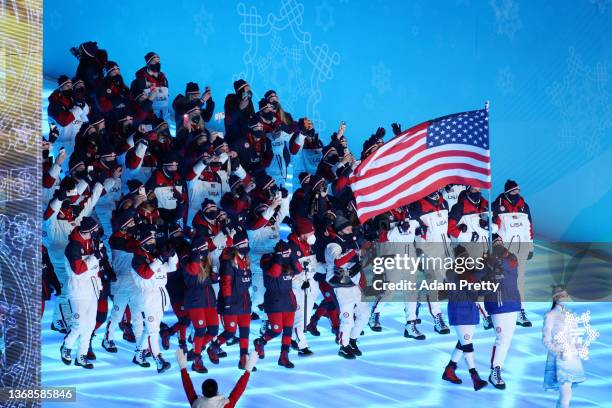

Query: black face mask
[[191, 115, 201, 125], [428, 192, 440, 201], [467, 191, 481, 202], [252, 130, 265, 139], [271, 101, 280, 110], [98, 128, 107, 138], [142, 243, 157, 253], [61, 89, 73, 98], [204, 209, 218, 220], [148, 63, 161, 72], [163, 168, 176, 178], [493, 245, 506, 258], [112, 75, 123, 85], [262, 111, 275, 122], [507, 193, 519, 204], [73, 89, 86, 101], [103, 159, 117, 171], [237, 247, 249, 257]]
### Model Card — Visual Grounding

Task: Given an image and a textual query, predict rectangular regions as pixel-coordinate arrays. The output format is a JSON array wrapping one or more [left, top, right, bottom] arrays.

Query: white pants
[[64, 295, 98, 356], [105, 281, 142, 342], [292, 281, 316, 349], [50, 250, 72, 329], [451, 325, 476, 369], [491, 312, 518, 368], [133, 290, 165, 356], [373, 260, 418, 321], [335, 285, 369, 346]]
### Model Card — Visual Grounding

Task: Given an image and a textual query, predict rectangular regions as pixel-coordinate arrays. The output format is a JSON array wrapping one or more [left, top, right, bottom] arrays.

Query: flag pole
[[485, 100, 493, 253]]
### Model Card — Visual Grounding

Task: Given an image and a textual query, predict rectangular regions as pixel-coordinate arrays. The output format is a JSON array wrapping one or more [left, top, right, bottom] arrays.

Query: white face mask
[[217, 152, 229, 163], [306, 235, 316, 245]]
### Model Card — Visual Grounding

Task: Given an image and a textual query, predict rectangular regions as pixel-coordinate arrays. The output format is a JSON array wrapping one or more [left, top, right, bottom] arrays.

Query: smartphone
[[87, 165, 94, 173]]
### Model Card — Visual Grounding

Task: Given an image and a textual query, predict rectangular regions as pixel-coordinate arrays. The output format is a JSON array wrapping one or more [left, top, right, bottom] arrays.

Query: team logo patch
[[73, 313, 80, 320], [464, 334, 471, 340], [198, 320, 204, 325], [180, 306, 185, 311], [244, 142, 250, 148], [496, 326, 501, 333], [343, 312, 350, 318], [500, 206, 505, 211], [148, 316, 155, 322], [273, 324, 279, 330], [324, 292, 330, 298], [297, 251, 301, 256], [296, 305, 300, 310], [113, 305, 119, 311], [230, 322, 236, 327]]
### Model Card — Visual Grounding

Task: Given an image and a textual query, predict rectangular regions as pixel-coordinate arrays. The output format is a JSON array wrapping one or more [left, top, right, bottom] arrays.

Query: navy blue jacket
[[218, 253, 252, 315], [261, 254, 296, 314], [484, 252, 522, 315], [182, 250, 218, 309]]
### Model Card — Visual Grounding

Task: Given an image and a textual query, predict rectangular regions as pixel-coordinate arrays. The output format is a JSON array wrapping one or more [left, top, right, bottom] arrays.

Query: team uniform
[[60, 219, 101, 369], [493, 180, 534, 327], [325, 220, 368, 359], [253, 242, 297, 368], [410, 192, 451, 334]]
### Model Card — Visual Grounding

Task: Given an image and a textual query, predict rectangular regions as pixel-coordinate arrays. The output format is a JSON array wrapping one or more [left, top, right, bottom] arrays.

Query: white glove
[[244, 350, 259, 373], [176, 348, 187, 369]]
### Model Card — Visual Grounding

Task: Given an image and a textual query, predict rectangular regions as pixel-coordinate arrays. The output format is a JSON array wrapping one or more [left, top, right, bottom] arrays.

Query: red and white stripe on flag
[[349, 110, 491, 223]]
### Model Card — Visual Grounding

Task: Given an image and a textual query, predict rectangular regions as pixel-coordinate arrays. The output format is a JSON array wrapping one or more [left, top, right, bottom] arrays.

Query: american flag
[[350, 109, 491, 223]]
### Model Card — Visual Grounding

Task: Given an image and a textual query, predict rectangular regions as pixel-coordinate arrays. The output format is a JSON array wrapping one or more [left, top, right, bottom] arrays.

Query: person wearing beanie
[[129, 224, 178, 373], [246, 174, 290, 330], [102, 209, 140, 353], [135, 52, 169, 120], [493, 179, 534, 328], [325, 214, 368, 360], [253, 240, 298, 368], [48, 74, 88, 160], [97, 61, 130, 123], [229, 118, 273, 177], [177, 348, 258, 408], [172, 81, 215, 132], [60, 217, 102, 369], [264, 89, 295, 126], [191, 200, 236, 275], [291, 117, 323, 192], [211, 232, 255, 370], [44, 175, 105, 334], [286, 218, 318, 356], [185, 147, 225, 224], [73, 41, 105, 92], [145, 153, 187, 225], [180, 236, 219, 373], [224, 79, 254, 143], [368, 206, 423, 338], [409, 190, 452, 335], [220, 175, 253, 227], [483, 235, 522, 390], [128, 76, 158, 125]]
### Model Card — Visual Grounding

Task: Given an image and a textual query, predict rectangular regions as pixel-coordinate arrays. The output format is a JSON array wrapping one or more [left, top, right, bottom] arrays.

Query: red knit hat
[[295, 218, 314, 235]]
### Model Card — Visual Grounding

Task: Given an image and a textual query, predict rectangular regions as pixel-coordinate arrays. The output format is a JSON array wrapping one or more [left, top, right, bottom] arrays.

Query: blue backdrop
[[43, 0, 612, 242]]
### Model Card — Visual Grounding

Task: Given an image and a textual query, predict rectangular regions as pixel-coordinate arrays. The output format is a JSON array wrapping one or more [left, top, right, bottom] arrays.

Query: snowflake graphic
[[236, 0, 340, 132], [547, 47, 612, 158], [316, 0, 335, 32], [497, 66, 515, 96], [554, 310, 600, 360], [371, 61, 391, 95], [490, 0, 522, 39], [194, 6, 215, 44]]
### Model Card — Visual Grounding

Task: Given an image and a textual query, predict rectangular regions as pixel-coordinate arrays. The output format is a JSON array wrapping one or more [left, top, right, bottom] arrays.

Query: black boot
[[348, 338, 362, 356], [338, 345, 356, 360]]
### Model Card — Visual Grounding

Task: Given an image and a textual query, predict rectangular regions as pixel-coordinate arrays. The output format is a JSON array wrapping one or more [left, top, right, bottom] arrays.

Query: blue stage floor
[[41, 297, 610, 408]]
